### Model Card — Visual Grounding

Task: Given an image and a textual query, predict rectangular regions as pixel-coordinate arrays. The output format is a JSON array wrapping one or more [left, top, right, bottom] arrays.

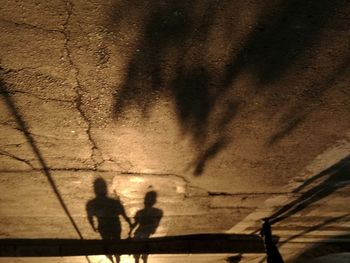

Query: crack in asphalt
[[0, 18, 63, 34], [0, 149, 35, 169], [0, 68, 70, 102], [63, 0, 103, 170], [1, 90, 74, 103], [1, 68, 76, 103], [121, 172, 292, 197], [0, 66, 43, 74], [0, 125, 65, 142], [208, 191, 291, 196], [0, 121, 17, 129], [208, 205, 255, 210], [0, 143, 24, 147]]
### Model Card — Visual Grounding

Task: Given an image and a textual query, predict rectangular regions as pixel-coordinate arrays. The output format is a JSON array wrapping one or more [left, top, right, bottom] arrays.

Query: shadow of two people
[[86, 178, 163, 263]]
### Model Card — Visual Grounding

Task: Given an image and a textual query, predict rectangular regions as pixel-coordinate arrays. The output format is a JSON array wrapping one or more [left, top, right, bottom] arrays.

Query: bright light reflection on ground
[[92, 255, 135, 263]]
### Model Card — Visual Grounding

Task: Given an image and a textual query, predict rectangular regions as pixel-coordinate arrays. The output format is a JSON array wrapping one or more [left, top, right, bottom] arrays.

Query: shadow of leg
[[134, 254, 140, 263], [106, 255, 114, 263]]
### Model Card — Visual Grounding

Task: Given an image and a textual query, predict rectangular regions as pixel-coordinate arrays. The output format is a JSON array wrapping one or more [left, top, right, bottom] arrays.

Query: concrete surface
[[0, 0, 350, 262]]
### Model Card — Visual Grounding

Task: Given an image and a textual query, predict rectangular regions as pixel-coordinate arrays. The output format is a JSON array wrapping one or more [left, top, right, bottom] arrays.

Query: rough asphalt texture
[[0, 0, 350, 262]]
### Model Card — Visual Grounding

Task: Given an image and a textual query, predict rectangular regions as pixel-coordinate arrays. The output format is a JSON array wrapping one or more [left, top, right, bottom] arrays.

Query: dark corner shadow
[[269, 155, 350, 225], [86, 178, 132, 263], [130, 191, 163, 263], [108, 0, 348, 176]]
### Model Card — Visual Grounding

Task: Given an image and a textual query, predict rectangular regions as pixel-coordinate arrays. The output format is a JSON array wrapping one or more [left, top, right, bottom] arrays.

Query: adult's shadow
[[86, 178, 132, 263], [131, 191, 163, 263]]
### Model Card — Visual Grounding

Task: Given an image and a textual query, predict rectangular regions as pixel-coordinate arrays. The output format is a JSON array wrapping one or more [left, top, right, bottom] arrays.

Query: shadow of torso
[[134, 207, 163, 239], [87, 196, 124, 240]]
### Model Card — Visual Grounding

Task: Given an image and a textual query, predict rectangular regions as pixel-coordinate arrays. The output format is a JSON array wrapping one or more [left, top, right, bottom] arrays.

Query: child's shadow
[[131, 191, 163, 263]]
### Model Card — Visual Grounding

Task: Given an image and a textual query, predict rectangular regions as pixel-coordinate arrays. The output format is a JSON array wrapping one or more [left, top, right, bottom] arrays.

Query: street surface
[[1, 0, 350, 262]]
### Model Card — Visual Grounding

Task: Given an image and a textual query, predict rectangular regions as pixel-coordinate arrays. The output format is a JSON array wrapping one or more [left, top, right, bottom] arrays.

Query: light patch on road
[[176, 185, 186, 193], [129, 177, 145, 183]]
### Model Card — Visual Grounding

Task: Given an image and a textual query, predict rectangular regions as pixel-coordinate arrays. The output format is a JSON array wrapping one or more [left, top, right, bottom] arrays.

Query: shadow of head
[[144, 190, 157, 208], [94, 178, 108, 197]]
